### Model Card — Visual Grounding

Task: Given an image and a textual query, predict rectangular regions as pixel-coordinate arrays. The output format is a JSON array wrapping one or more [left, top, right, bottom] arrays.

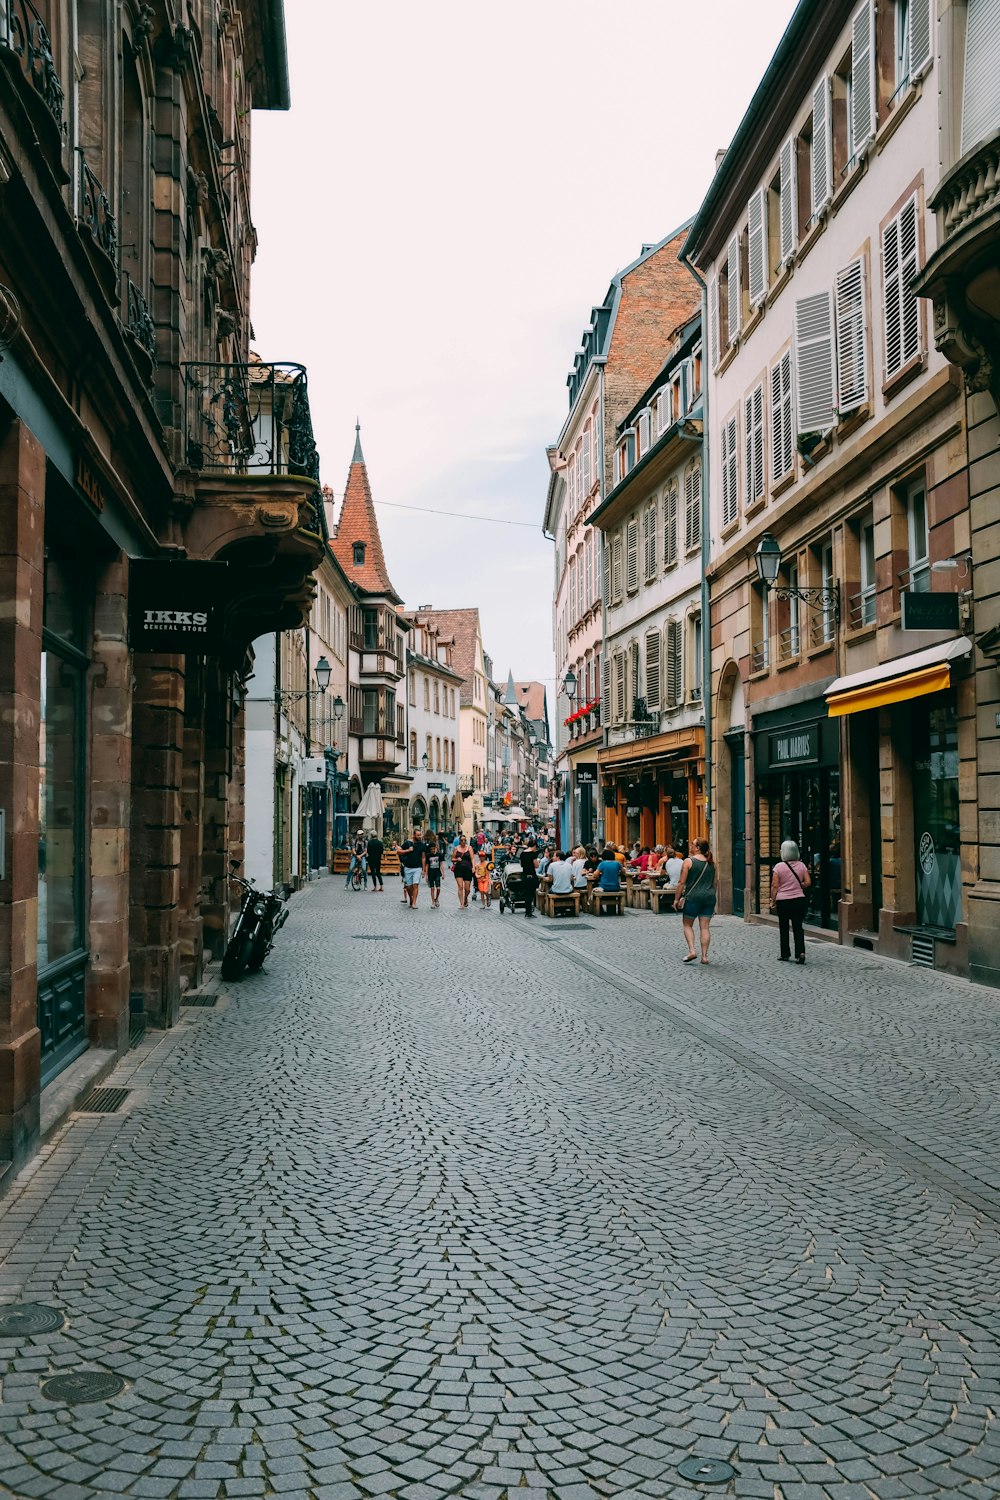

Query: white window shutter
[[770, 353, 793, 481], [685, 461, 702, 551], [835, 257, 867, 412], [664, 624, 676, 707], [810, 74, 832, 217], [663, 482, 678, 567], [961, 0, 1000, 152], [899, 197, 920, 366], [726, 233, 741, 343], [626, 518, 639, 593], [910, 0, 933, 79], [747, 188, 767, 307], [709, 275, 720, 368], [602, 657, 611, 723], [883, 195, 920, 378], [603, 541, 611, 605], [666, 620, 682, 706], [644, 502, 657, 578], [612, 534, 623, 600], [745, 383, 764, 508], [722, 418, 738, 528], [629, 640, 640, 706], [851, 0, 875, 155], [795, 291, 837, 433], [779, 136, 797, 263], [644, 629, 661, 711], [614, 653, 625, 722]]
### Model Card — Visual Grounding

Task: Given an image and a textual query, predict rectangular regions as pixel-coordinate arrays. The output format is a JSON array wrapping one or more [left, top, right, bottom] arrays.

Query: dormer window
[[353, 541, 366, 566]]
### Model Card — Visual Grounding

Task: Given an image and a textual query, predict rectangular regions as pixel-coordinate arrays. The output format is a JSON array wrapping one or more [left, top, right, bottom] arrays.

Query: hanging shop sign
[[768, 724, 820, 769], [128, 560, 231, 654], [901, 591, 960, 631], [575, 763, 598, 785], [299, 756, 328, 784]]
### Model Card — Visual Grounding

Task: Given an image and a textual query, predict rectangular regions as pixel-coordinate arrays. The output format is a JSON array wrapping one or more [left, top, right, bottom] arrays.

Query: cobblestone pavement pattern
[[0, 880, 999, 1500]]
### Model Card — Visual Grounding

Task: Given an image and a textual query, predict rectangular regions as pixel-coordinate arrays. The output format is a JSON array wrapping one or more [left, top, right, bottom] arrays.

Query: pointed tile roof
[[330, 424, 402, 604]]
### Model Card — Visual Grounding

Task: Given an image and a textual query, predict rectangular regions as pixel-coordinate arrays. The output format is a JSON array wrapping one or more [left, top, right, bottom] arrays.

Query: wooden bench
[[629, 882, 651, 911], [547, 891, 581, 919], [592, 888, 625, 916], [648, 884, 677, 914]]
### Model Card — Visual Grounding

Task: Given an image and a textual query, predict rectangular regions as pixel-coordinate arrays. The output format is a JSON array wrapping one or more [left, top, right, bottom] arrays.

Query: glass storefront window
[[37, 651, 84, 968], [912, 693, 961, 931], [756, 764, 840, 930]]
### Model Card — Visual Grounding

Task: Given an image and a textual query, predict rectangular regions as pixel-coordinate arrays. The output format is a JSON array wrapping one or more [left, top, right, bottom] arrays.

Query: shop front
[[753, 702, 841, 931], [598, 727, 706, 855]]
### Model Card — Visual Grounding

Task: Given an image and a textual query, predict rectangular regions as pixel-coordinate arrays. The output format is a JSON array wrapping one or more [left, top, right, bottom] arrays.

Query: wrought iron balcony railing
[[0, 0, 64, 129], [777, 625, 801, 663], [78, 150, 117, 268], [181, 359, 323, 531], [848, 586, 876, 630], [750, 638, 770, 674], [124, 275, 156, 365]]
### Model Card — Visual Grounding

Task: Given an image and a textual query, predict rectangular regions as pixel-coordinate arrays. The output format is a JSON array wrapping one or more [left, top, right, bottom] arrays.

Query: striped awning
[[825, 637, 971, 718]]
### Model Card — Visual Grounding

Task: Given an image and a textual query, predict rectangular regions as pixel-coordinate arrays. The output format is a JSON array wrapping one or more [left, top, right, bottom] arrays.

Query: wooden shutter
[[614, 653, 625, 722], [626, 518, 639, 593], [835, 257, 867, 412], [883, 195, 920, 378], [961, 0, 1000, 152], [665, 620, 682, 707], [663, 481, 678, 567], [709, 275, 720, 368], [644, 629, 661, 711], [685, 461, 702, 551], [629, 640, 640, 705], [721, 417, 738, 528], [745, 383, 764, 508], [770, 353, 792, 481], [644, 502, 657, 579], [612, 535, 623, 599], [810, 75, 832, 217], [747, 188, 767, 307], [726, 233, 741, 344], [603, 540, 611, 605], [795, 291, 837, 433], [602, 657, 611, 723], [910, 0, 933, 79], [779, 136, 797, 263], [851, 1, 875, 157]]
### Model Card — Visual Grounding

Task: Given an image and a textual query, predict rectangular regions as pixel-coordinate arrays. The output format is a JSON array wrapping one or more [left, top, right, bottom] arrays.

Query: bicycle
[[350, 862, 364, 891]]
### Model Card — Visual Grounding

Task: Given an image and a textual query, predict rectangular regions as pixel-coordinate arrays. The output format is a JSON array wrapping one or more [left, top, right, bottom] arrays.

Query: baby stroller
[[497, 860, 529, 914]]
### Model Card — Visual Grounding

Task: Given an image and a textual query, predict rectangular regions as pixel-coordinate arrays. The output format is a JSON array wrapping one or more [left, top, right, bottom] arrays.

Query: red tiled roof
[[514, 681, 546, 724], [415, 609, 483, 706], [329, 428, 402, 603]]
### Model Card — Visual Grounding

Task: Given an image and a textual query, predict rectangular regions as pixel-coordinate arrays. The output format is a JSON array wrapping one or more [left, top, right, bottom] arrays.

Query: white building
[[404, 614, 464, 837]]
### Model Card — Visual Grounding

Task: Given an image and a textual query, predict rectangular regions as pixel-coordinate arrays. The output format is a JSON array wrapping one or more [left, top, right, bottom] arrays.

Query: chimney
[[715, 147, 728, 171]]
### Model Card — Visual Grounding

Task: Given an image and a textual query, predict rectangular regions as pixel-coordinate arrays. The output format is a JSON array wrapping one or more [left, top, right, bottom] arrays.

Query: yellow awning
[[827, 662, 953, 717]]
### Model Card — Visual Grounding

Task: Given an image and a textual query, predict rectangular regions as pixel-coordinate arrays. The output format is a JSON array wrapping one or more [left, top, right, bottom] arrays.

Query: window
[[726, 231, 742, 345], [425, 733, 433, 766], [353, 541, 366, 566], [602, 657, 611, 722], [568, 454, 576, 513], [860, 516, 877, 624], [709, 274, 721, 369], [883, 193, 920, 380], [795, 291, 836, 434], [745, 383, 765, 508], [363, 608, 378, 649], [432, 680, 439, 714], [819, 541, 836, 641], [626, 519, 639, 594], [629, 640, 641, 712], [581, 425, 592, 499], [408, 671, 416, 707], [643, 501, 657, 580], [435, 737, 441, 771], [584, 531, 593, 611], [663, 480, 679, 568], [786, 563, 801, 657], [770, 351, 794, 483], [752, 585, 771, 672], [721, 416, 739, 529], [684, 460, 702, 553], [835, 257, 868, 413], [690, 614, 703, 700], [410, 730, 417, 767], [664, 620, 683, 707], [906, 479, 929, 592], [569, 556, 577, 621], [423, 676, 430, 711], [644, 629, 661, 711], [362, 690, 379, 734], [656, 386, 671, 435]]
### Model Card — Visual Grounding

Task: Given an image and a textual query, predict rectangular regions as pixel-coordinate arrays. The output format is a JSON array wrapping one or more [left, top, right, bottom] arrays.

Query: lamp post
[[328, 693, 346, 852], [563, 669, 577, 702], [754, 532, 840, 622]]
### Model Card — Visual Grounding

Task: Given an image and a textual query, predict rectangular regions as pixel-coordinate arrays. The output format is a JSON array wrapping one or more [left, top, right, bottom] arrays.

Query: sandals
[[683, 953, 698, 963]]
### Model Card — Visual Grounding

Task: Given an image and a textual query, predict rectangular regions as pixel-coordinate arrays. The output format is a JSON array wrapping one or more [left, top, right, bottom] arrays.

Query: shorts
[[403, 867, 421, 886], [681, 895, 716, 919], [427, 872, 441, 888]]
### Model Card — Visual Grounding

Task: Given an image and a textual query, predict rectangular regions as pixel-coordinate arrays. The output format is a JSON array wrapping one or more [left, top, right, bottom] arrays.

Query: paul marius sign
[[129, 560, 231, 654]]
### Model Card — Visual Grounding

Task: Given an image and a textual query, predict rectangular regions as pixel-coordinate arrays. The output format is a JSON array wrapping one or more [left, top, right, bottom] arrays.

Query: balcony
[[0, 0, 65, 135], [76, 150, 117, 274], [183, 359, 319, 487], [124, 275, 156, 371]]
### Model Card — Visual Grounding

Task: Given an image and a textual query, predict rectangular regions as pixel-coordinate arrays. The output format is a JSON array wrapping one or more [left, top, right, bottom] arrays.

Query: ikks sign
[[128, 560, 231, 654], [768, 724, 819, 768]]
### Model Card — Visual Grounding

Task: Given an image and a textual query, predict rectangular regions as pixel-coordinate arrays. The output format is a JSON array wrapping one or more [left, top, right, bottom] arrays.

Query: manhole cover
[[41, 1371, 125, 1404], [78, 1088, 130, 1115], [677, 1457, 737, 1485], [351, 935, 398, 941], [0, 1304, 63, 1337]]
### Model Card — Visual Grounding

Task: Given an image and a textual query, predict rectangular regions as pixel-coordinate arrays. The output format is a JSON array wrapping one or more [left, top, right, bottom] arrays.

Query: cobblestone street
[[1, 878, 998, 1500]]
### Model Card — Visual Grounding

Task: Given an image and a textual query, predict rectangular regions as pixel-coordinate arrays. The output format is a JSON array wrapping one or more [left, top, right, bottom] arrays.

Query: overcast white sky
[[250, 0, 798, 700]]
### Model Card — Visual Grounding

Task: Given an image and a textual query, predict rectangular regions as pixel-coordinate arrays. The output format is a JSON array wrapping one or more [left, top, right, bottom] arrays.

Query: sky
[[250, 0, 799, 701]]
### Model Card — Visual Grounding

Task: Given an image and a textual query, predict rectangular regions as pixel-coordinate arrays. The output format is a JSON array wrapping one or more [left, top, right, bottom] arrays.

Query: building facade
[[590, 315, 707, 854], [685, 0, 983, 974], [0, 0, 324, 1166], [418, 609, 489, 834], [404, 614, 463, 837]]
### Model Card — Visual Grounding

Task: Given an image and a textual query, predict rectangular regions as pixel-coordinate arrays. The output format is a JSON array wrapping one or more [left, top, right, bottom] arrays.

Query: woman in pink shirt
[[769, 839, 812, 963]]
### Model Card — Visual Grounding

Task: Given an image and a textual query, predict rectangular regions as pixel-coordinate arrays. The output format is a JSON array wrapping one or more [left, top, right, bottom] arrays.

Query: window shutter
[[770, 353, 793, 482], [612, 535, 623, 600], [614, 653, 625, 722], [626, 519, 639, 593], [709, 275, 720, 368], [810, 74, 832, 217], [726, 233, 741, 343], [745, 383, 764, 508], [721, 417, 738, 528], [637, 409, 651, 455], [910, 0, 933, 79], [603, 541, 611, 605], [644, 503, 657, 578], [747, 188, 767, 307], [629, 640, 640, 704], [665, 620, 682, 707], [835, 257, 867, 412], [795, 291, 837, 433], [602, 657, 611, 723], [883, 195, 920, 378], [961, 0, 1000, 152], [779, 136, 797, 263], [663, 481, 678, 567], [851, 0, 875, 159], [685, 461, 703, 551], [644, 629, 661, 711]]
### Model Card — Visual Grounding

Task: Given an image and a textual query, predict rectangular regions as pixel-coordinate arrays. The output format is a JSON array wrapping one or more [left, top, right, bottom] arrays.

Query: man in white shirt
[[664, 848, 684, 886], [570, 846, 589, 889], [546, 852, 574, 895]]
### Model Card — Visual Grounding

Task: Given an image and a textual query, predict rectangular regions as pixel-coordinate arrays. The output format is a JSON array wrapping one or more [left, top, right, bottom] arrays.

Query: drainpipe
[[679, 261, 713, 841], [596, 356, 608, 844]]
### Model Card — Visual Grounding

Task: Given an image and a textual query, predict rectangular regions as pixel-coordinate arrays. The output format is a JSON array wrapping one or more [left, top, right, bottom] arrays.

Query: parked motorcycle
[[221, 865, 289, 981]]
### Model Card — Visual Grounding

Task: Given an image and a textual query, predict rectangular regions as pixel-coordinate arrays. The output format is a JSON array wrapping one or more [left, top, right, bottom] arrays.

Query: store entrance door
[[730, 744, 745, 917], [757, 768, 841, 930]]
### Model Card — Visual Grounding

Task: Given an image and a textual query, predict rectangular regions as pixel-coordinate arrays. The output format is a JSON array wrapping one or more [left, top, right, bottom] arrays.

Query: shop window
[[912, 693, 961, 930]]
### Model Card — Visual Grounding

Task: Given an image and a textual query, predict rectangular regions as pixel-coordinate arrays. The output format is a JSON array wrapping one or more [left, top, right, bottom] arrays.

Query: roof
[[514, 681, 547, 728], [329, 424, 403, 604], [416, 609, 484, 707]]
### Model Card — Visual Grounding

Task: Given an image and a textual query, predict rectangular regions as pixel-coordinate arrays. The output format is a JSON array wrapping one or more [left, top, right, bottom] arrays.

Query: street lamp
[[753, 531, 840, 622], [332, 694, 345, 722], [421, 752, 430, 770], [563, 669, 577, 702]]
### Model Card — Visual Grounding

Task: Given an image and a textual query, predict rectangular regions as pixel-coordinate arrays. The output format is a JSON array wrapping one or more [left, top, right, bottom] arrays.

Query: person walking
[[519, 840, 540, 918], [675, 838, 717, 964], [367, 832, 384, 892], [452, 835, 474, 908], [399, 833, 425, 908], [424, 834, 443, 908], [346, 832, 368, 890], [769, 839, 812, 963]]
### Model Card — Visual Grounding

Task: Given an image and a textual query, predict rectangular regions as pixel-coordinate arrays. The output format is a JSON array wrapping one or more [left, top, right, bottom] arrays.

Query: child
[[474, 853, 492, 908]]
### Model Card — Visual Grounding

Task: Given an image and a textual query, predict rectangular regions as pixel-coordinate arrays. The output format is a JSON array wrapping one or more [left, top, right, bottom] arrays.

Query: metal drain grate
[[0, 1304, 63, 1338], [351, 935, 398, 941], [181, 993, 217, 1007], [911, 932, 935, 968], [79, 1088, 130, 1115], [41, 1371, 125, 1404]]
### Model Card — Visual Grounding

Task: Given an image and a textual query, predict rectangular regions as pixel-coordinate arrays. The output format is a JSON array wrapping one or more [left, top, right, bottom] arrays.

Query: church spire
[[352, 418, 364, 465], [330, 422, 402, 604]]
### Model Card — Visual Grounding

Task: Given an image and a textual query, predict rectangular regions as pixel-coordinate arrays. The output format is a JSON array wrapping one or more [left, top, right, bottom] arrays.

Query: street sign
[[901, 591, 959, 631], [129, 560, 231, 654], [575, 763, 598, 785]]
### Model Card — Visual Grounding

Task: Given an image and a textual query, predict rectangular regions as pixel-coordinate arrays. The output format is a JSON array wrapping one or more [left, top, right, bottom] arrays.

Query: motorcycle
[[221, 864, 289, 981]]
